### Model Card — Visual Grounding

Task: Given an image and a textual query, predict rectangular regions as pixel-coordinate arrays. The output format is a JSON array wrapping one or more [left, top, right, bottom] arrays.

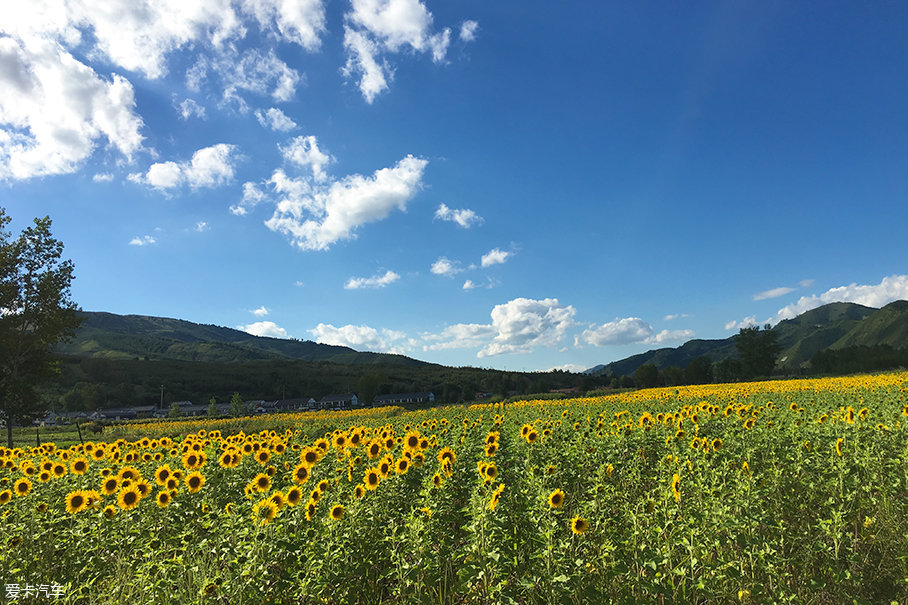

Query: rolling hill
[[57, 312, 429, 367], [586, 300, 908, 376]]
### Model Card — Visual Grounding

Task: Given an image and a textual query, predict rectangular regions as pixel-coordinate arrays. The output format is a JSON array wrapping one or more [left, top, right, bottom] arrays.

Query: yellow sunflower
[[117, 486, 141, 511], [185, 472, 205, 494], [547, 489, 565, 509], [156, 490, 172, 508], [13, 477, 31, 497], [570, 516, 590, 535], [329, 504, 345, 521], [65, 490, 88, 514], [253, 500, 278, 526]]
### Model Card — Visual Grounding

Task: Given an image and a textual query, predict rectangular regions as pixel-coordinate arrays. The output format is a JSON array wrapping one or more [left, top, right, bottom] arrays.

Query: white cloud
[[479, 297, 576, 357], [646, 329, 695, 345], [724, 316, 757, 331], [133, 144, 238, 191], [341, 0, 458, 102], [481, 248, 511, 268], [434, 203, 483, 228], [194, 221, 209, 232], [799, 278, 815, 288], [663, 313, 689, 321], [241, 0, 327, 51], [462, 279, 476, 290], [238, 320, 288, 338], [255, 107, 297, 131], [342, 27, 390, 104], [257, 141, 427, 250], [189, 48, 302, 110], [231, 181, 268, 215], [251, 305, 269, 317], [579, 317, 654, 346], [753, 286, 795, 301], [430, 256, 462, 277], [0, 35, 144, 180], [177, 98, 206, 120], [92, 172, 113, 182], [280, 135, 332, 182], [129, 235, 156, 246], [547, 363, 586, 373], [310, 322, 408, 354], [460, 20, 479, 42], [344, 269, 400, 289], [422, 323, 496, 351], [770, 274, 908, 323]]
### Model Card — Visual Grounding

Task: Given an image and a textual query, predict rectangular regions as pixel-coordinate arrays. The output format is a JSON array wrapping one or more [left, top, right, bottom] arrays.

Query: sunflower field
[[1, 372, 907, 604]]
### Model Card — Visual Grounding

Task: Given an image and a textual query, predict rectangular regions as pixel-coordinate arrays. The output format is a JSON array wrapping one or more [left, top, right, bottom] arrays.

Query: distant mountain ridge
[[57, 312, 430, 367], [585, 300, 908, 376]]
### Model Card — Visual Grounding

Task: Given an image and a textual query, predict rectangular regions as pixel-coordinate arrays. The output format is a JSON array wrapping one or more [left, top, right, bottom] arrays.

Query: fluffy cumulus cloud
[[431, 257, 462, 277], [420, 297, 575, 357], [0, 35, 144, 180], [232, 135, 426, 249], [237, 320, 288, 338], [481, 247, 511, 268], [479, 298, 576, 357], [342, 0, 461, 102], [280, 135, 332, 182], [344, 269, 400, 289], [0, 0, 333, 180], [434, 203, 483, 228], [129, 235, 156, 246], [579, 317, 654, 347], [459, 20, 479, 42], [262, 152, 427, 250], [724, 316, 758, 331], [770, 274, 908, 323], [647, 329, 696, 344], [176, 98, 207, 121], [255, 107, 297, 131], [251, 305, 269, 316], [131, 144, 238, 191], [422, 323, 496, 351], [310, 322, 409, 354]]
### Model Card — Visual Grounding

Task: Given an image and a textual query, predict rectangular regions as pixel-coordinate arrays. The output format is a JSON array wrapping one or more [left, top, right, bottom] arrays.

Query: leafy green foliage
[[0, 209, 82, 446]]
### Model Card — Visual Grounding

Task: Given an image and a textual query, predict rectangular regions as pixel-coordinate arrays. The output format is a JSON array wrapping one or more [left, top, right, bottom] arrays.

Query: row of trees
[[610, 326, 783, 389]]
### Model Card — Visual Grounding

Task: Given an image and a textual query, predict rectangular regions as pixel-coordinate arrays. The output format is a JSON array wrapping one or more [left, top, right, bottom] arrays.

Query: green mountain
[[586, 300, 908, 376], [57, 311, 428, 367]]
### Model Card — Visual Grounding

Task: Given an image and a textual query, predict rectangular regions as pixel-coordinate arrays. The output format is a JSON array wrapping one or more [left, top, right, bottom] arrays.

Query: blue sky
[[1, 1, 906, 372]]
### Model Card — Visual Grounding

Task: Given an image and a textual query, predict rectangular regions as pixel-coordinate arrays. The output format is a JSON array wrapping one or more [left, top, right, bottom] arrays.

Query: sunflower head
[[118, 487, 141, 511], [186, 472, 205, 494], [253, 500, 278, 526], [329, 504, 345, 521], [65, 490, 87, 514], [570, 516, 589, 535], [14, 478, 31, 497], [156, 491, 171, 508], [548, 489, 565, 509], [286, 486, 303, 507]]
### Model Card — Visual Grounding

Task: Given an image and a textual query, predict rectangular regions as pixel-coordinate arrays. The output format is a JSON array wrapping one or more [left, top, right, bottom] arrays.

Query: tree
[[207, 396, 218, 417], [229, 392, 244, 417], [634, 363, 659, 389], [168, 401, 182, 418], [684, 356, 713, 385], [0, 210, 82, 447], [735, 325, 781, 379]]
